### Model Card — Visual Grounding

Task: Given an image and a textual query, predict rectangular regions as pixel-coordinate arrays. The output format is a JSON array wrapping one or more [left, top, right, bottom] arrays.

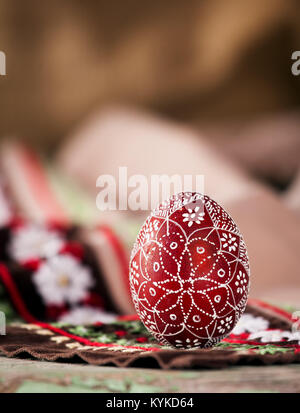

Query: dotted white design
[[235, 270, 248, 294], [129, 192, 250, 349]]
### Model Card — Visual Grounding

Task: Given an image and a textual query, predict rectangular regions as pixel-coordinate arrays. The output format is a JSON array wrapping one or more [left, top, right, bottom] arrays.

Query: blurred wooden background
[[0, 0, 299, 153]]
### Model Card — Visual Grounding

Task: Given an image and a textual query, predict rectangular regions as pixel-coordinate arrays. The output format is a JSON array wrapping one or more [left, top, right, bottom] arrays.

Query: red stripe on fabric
[[17, 145, 69, 224], [223, 336, 300, 349], [0, 263, 160, 352], [98, 225, 131, 296], [248, 298, 295, 322], [34, 322, 161, 352], [0, 264, 36, 323]]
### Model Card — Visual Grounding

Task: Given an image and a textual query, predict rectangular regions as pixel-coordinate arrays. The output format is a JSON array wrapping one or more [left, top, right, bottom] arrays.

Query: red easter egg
[[129, 192, 250, 349]]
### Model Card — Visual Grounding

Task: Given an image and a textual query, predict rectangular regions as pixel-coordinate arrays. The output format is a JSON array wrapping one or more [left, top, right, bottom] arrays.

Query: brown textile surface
[[0, 302, 299, 369]]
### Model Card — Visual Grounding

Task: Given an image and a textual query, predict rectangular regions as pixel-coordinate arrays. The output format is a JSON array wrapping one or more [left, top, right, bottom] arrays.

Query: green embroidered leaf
[[68, 326, 89, 337], [115, 338, 131, 346], [216, 342, 258, 351], [255, 345, 292, 355], [94, 334, 115, 344]]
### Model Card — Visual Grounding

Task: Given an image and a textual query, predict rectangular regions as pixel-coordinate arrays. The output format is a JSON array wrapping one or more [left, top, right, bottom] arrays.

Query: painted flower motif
[[235, 270, 248, 294], [232, 314, 269, 335], [249, 329, 300, 344], [138, 309, 157, 332], [33, 255, 95, 306], [217, 316, 233, 334], [8, 224, 64, 263], [131, 260, 140, 286], [175, 338, 201, 349], [220, 232, 238, 252], [58, 306, 117, 325], [182, 206, 205, 227], [145, 220, 160, 242]]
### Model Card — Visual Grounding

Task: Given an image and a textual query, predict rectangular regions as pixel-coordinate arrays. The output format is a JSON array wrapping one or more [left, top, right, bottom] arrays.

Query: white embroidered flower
[[220, 232, 238, 252], [232, 314, 269, 335], [9, 224, 64, 262], [235, 270, 248, 294], [182, 206, 205, 227], [33, 255, 94, 305], [58, 306, 117, 325], [288, 331, 300, 344], [249, 329, 300, 344]]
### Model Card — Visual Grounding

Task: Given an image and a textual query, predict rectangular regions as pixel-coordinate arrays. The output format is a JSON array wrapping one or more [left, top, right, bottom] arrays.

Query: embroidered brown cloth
[[1, 301, 299, 369]]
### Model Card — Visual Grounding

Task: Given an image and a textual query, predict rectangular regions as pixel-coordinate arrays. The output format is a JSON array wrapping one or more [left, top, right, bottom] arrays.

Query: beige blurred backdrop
[[0, 1, 300, 304], [0, 1, 299, 157]]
